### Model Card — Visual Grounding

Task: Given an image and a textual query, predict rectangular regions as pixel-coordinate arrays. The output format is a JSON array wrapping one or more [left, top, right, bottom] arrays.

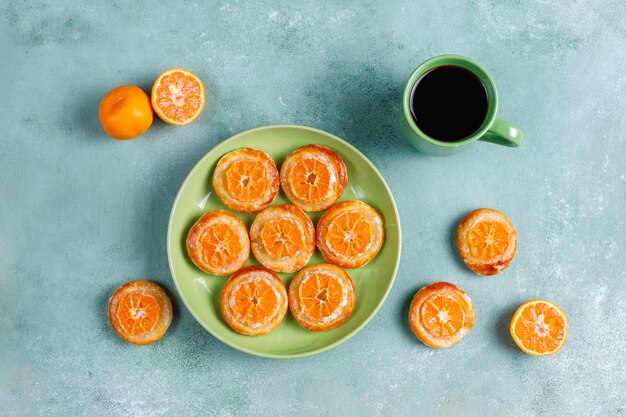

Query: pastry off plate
[[167, 125, 401, 358]]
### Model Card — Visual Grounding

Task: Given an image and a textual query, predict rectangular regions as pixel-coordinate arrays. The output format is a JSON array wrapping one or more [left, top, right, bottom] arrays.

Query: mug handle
[[479, 117, 523, 147]]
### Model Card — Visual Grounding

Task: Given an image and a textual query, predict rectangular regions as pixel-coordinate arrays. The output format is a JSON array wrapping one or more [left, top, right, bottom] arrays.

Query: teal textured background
[[1, 1, 625, 416]]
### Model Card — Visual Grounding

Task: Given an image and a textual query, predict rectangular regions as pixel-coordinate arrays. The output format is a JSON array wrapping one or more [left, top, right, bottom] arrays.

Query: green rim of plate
[[167, 124, 402, 358]]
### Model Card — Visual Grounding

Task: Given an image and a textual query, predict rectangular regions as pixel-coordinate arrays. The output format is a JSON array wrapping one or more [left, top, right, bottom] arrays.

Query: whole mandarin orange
[[98, 85, 153, 140]]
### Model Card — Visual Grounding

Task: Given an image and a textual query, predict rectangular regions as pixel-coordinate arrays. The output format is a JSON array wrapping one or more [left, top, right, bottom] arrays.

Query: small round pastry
[[280, 145, 348, 212], [288, 263, 356, 332], [409, 282, 474, 349], [220, 266, 288, 336], [186, 210, 250, 276], [108, 280, 173, 345], [316, 200, 384, 269], [456, 208, 517, 276], [249, 204, 315, 273], [212, 148, 279, 213]]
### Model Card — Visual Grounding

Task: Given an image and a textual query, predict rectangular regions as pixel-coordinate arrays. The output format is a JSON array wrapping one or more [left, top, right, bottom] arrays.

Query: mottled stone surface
[[1, 1, 625, 416]]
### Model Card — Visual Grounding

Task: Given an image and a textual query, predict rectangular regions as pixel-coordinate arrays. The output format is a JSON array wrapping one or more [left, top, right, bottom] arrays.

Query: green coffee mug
[[401, 54, 522, 156]]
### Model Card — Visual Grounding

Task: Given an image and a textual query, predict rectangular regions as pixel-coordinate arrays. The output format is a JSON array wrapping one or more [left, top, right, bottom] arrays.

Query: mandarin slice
[[108, 280, 173, 345], [151, 68, 205, 125], [226, 160, 268, 201], [186, 210, 250, 276], [261, 218, 303, 258], [316, 200, 384, 269], [249, 204, 315, 273], [409, 282, 474, 348], [212, 148, 279, 213], [116, 292, 160, 336], [325, 210, 373, 258], [280, 145, 347, 212], [291, 158, 332, 203], [457, 208, 517, 276], [510, 299, 568, 356], [220, 266, 288, 336], [288, 263, 356, 332]]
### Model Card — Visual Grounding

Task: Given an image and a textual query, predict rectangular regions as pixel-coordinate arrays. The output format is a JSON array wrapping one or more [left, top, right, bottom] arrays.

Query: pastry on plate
[[456, 208, 517, 276], [409, 282, 474, 349], [220, 266, 288, 336], [280, 145, 347, 212], [186, 210, 250, 276], [212, 148, 279, 213], [108, 280, 173, 345], [249, 204, 315, 273], [288, 263, 355, 332], [316, 200, 384, 269]]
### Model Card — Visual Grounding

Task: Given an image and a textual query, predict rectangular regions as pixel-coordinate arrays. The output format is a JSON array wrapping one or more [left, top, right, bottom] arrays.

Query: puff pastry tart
[[186, 210, 250, 276], [212, 148, 279, 213], [288, 263, 355, 332], [316, 200, 384, 269], [108, 280, 173, 345], [409, 282, 474, 348], [456, 208, 517, 276], [220, 266, 288, 336], [249, 204, 315, 273], [280, 145, 348, 212]]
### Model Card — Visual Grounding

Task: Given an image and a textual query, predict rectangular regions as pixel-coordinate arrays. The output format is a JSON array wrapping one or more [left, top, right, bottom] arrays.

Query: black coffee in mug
[[410, 65, 488, 142]]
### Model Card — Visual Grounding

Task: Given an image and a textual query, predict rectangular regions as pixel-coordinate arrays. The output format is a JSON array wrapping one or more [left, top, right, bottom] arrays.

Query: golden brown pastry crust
[[249, 204, 315, 273], [186, 210, 250, 276], [409, 282, 474, 349], [108, 280, 173, 345], [288, 263, 356, 332], [316, 200, 384, 269], [220, 266, 288, 336], [456, 208, 517, 276], [212, 148, 279, 213], [280, 145, 348, 212]]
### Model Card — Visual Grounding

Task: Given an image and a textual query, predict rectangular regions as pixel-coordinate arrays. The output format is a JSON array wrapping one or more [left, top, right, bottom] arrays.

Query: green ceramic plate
[[167, 125, 401, 358]]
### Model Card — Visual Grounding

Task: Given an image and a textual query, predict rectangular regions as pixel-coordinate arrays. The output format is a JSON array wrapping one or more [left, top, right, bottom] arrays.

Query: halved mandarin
[[249, 204, 315, 273], [186, 210, 250, 276], [151, 68, 205, 125], [108, 280, 173, 345], [316, 200, 384, 269], [212, 148, 279, 213], [288, 263, 356, 332], [220, 266, 288, 336], [280, 145, 348, 212], [409, 282, 474, 348], [510, 299, 568, 356], [457, 208, 517, 276]]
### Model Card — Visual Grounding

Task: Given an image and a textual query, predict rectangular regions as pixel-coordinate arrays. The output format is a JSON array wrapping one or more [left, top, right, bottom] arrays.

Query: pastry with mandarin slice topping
[[186, 210, 250, 276], [220, 266, 288, 336], [510, 299, 568, 356], [288, 263, 355, 332], [212, 148, 279, 213], [316, 200, 384, 269], [249, 204, 315, 273], [280, 145, 347, 212], [409, 282, 474, 349], [456, 208, 517, 276], [108, 280, 173, 345]]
